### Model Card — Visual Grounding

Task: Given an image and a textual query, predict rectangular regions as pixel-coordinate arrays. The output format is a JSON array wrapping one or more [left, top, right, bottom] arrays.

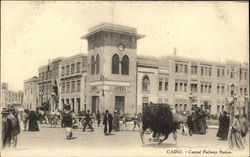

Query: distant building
[[23, 76, 39, 110], [1, 82, 23, 108], [38, 58, 63, 111]]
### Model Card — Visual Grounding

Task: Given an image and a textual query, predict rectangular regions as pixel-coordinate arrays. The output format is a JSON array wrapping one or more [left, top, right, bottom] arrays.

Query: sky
[[1, 1, 249, 91]]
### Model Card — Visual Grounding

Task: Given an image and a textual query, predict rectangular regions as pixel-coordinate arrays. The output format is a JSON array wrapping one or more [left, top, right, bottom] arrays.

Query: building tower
[[81, 23, 144, 114]]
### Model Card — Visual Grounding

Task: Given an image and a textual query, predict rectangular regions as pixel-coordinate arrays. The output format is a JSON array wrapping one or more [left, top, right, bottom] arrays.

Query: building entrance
[[115, 96, 125, 113], [92, 96, 99, 113]]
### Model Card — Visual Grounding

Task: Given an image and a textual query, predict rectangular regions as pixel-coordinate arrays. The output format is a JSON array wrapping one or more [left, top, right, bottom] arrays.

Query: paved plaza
[[2, 122, 249, 157]]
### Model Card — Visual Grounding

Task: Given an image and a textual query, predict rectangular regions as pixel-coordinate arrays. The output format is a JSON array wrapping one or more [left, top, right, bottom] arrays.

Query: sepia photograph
[[1, 1, 249, 157]]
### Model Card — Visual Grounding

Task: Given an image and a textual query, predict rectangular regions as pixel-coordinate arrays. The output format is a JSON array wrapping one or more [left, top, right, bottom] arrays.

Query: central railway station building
[[35, 23, 249, 115]]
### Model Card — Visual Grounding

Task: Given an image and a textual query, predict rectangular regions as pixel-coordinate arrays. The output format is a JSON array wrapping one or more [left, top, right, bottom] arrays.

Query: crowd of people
[[2, 106, 40, 149], [2, 104, 249, 151]]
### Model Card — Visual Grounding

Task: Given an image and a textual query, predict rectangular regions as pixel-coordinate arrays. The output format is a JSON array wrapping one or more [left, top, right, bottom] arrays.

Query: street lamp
[[100, 75, 105, 113]]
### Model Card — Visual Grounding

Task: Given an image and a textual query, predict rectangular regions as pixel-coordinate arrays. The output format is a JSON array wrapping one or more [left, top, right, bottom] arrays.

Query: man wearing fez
[[103, 110, 113, 135]]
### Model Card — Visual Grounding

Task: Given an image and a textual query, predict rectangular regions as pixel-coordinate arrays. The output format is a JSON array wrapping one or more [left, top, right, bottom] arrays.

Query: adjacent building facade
[[60, 54, 88, 112], [23, 76, 39, 110], [38, 58, 63, 111]]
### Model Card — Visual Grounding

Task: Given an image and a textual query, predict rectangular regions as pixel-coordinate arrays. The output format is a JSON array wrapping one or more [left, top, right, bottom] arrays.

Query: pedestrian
[[28, 110, 39, 131], [239, 113, 248, 147], [2, 108, 12, 149], [217, 111, 230, 140], [82, 110, 94, 132], [113, 111, 120, 131], [21, 109, 29, 131], [62, 105, 74, 139], [96, 111, 101, 126], [7, 106, 21, 149], [228, 113, 244, 150], [103, 110, 113, 135]]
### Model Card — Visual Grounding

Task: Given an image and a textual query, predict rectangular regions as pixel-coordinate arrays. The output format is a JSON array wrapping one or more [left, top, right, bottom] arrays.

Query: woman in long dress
[[217, 111, 230, 140], [28, 111, 40, 131], [228, 113, 244, 150]]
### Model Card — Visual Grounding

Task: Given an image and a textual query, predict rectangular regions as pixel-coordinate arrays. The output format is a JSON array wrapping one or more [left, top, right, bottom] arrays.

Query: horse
[[120, 113, 142, 131]]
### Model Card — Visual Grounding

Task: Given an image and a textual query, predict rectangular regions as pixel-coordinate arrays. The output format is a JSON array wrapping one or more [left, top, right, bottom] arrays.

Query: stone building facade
[[32, 23, 248, 115], [59, 54, 88, 112], [38, 57, 63, 111], [23, 76, 39, 110]]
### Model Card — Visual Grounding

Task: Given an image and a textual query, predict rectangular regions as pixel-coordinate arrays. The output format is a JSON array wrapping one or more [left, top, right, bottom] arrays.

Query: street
[[2, 122, 249, 157]]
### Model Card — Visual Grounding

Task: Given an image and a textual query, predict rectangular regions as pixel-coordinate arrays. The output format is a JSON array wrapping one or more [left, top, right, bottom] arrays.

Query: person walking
[[113, 111, 120, 131], [21, 110, 29, 131], [82, 110, 94, 132], [96, 111, 101, 127], [103, 110, 113, 135], [217, 111, 230, 140], [62, 105, 74, 139], [28, 110, 39, 131], [239, 114, 248, 147], [2, 108, 12, 149], [7, 107, 21, 149], [228, 113, 244, 150]]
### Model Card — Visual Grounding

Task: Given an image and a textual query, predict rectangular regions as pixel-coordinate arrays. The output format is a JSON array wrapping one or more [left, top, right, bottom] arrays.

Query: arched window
[[121, 55, 129, 75], [91, 56, 95, 75], [142, 75, 150, 92], [112, 54, 119, 74], [96, 55, 100, 74]]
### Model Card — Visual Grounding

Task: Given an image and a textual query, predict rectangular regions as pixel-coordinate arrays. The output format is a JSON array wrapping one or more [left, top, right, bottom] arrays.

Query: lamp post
[[100, 75, 105, 113], [189, 92, 193, 113]]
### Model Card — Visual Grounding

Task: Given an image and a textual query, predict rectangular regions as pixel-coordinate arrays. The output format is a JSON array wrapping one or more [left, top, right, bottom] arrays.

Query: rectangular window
[[71, 81, 75, 93], [240, 88, 243, 95], [184, 104, 187, 111], [217, 68, 220, 77], [179, 104, 183, 111], [245, 72, 248, 80], [209, 67, 212, 76], [66, 65, 70, 75], [71, 64, 75, 74], [244, 88, 247, 95], [175, 82, 178, 92], [231, 72, 234, 79], [77, 80, 81, 92], [179, 83, 183, 92], [184, 65, 188, 73], [201, 67, 204, 75], [175, 104, 178, 112], [221, 86, 224, 94], [164, 82, 168, 91], [175, 64, 179, 73], [201, 85, 203, 93], [184, 83, 187, 92], [217, 86, 220, 94], [204, 85, 208, 93], [222, 69, 225, 77], [66, 82, 70, 93], [159, 81, 162, 91], [191, 84, 198, 93], [191, 66, 198, 74], [76, 62, 81, 73]]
